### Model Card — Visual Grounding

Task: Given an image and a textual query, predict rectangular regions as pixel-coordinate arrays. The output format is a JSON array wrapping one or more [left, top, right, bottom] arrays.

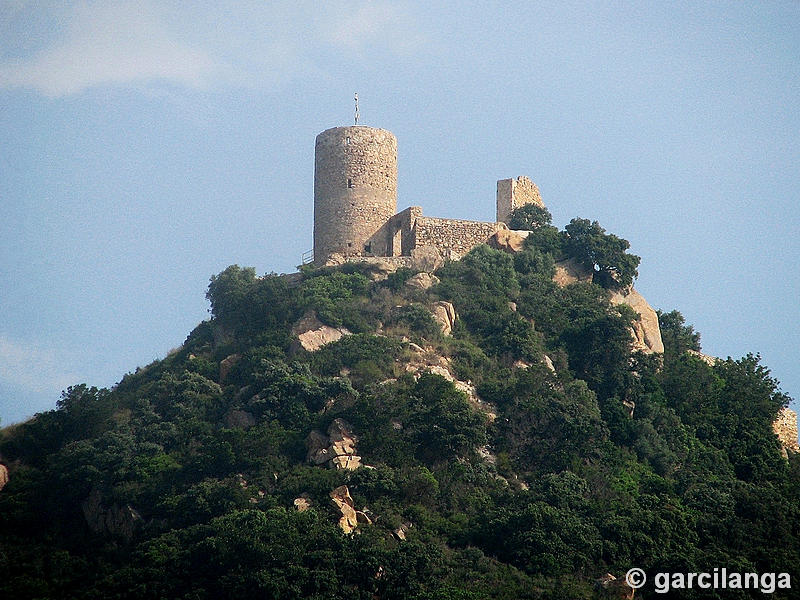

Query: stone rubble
[[306, 419, 362, 471]]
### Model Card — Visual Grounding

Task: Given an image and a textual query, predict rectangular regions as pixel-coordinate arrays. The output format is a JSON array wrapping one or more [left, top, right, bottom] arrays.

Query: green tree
[[658, 309, 701, 358], [562, 218, 640, 289], [508, 203, 553, 230]]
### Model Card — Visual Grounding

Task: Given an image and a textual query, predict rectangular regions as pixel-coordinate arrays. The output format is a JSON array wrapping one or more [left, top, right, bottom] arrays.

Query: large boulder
[[609, 287, 664, 354], [305, 419, 362, 471], [225, 409, 256, 430], [0, 464, 8, 492], [324, 253, 346, 266], [364, 260, 398, 282], [81, 488, 142, 541], [595, 573, 635, 599], [431, 301, 457, 336], [488, 229, 530, 253], [405, 272, 440, 290], [330, 485, 359, 534], [219, 353, 241, 383], [552, 258, 594, 287], [409, 245, 444, 272], [306, 430, 333, 465], [291, 311, 351, 352]]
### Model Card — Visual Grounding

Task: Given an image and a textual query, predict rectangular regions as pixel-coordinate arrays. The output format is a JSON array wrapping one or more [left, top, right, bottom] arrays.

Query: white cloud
[[323, 2, 424, 54], [0, 335, 78, 396], [0, 2, 428, 98], [0, 1, 223, 97]]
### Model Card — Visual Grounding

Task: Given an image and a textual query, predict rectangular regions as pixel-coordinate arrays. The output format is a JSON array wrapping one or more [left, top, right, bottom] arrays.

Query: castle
[[310, 122, 800, 456], [312, 124, 541, 265]]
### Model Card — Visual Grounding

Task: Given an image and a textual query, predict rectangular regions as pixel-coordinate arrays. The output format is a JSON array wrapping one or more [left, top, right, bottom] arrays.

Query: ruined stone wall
[[381, 206, 423, 257], [413, 216, 503, 260], [496, 176, 543, 224], [314, 126, 397, 263], [773, 406, 800, 455]]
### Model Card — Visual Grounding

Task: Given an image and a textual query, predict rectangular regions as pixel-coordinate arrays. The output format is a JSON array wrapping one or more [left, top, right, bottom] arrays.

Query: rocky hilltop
[[1, 218, 798, 599]]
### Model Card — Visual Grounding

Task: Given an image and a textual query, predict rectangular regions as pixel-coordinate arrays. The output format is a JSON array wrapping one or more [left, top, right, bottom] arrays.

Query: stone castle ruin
[[313, 125, 541, 266], [310, 123, 799, 456]]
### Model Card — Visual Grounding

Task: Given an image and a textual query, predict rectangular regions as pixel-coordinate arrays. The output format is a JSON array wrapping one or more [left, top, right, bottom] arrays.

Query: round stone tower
[[313, 126, 397, 264]]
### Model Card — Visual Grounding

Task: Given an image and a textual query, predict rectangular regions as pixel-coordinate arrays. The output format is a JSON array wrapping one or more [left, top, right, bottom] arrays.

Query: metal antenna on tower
[[354, 93, 359, 125]]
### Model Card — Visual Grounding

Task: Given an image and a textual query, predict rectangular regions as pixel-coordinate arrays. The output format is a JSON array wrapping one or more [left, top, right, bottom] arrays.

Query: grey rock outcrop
[[552, 258, 594, 286], [595, 573, 635, 599], [609, 287, 664, 354], [306, 419, 362, 471], [219, 353, 241, 383], [405, 272, 440, 290], [488, 229, 529, 253], [82, 488, 142, 541], [291, 311, 351, 352], [225, 409, 256, 430], [365, 260, 398, 282], [431, 301, 457, 336], [409, 245, 444, 272], [330, 485, 371, 534]]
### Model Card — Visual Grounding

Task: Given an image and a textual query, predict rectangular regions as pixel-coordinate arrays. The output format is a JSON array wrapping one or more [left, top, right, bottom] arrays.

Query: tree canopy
[[1, 238, 796, 599]]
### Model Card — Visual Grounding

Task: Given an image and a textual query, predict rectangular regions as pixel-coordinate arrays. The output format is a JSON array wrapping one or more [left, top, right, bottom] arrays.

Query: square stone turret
[[496, 176, 543, 225]]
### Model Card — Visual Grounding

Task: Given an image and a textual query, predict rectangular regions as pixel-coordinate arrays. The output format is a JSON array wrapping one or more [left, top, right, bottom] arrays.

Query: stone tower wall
[[496, 176, 543, 224], [314, 126, 398, 263], [773, 406, 800, 456]]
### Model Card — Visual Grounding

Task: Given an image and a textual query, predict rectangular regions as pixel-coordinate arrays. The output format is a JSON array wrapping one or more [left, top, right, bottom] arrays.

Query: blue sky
[[1, 1, 798, 424]]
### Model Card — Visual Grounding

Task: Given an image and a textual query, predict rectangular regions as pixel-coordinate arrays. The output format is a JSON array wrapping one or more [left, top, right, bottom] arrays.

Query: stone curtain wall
[[314, 126, 398, 263], [413, 217, 503, 259], [496, 176, 543, 224]]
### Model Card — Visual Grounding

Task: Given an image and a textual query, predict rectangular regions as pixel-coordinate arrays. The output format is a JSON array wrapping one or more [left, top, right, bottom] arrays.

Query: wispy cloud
[[0, 1, 428, 97], [0, 1, 222, 97], [322, 2, 425, 54], [0, 335, 78, 396]]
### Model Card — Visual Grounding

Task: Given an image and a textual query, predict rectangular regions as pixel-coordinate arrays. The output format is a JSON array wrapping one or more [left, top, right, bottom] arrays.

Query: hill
[[1, 217, 798, 599]]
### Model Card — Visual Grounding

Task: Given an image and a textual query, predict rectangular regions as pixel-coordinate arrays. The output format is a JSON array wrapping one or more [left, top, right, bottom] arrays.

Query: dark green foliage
[[386, 303, 441, 340], [658, 309, 701, 354], [507, 203, 553, 230], [309, 333, 402, 387], [299, 269, 372, 330], [562, 218, 640, 289], [207, 265, 298, 340], [407, 373, 488, 463], [1, 254, 798, 599]]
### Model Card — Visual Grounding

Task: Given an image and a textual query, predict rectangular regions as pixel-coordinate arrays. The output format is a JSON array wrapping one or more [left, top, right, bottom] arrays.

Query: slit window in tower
[[348, 178, 353, 188]]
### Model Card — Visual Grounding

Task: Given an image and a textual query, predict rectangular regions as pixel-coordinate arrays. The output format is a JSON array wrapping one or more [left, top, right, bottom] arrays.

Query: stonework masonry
[[312, 124, 529, 265], [496, 175, 543, 224], [314, 126, 397, 263], [308, 123, 800, 459], [774, 407, 800, 456], [413, 217, 505, 261]]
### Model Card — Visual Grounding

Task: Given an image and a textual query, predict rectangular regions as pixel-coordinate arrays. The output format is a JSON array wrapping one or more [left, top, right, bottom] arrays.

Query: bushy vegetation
[[1, 222, 797, 599]]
